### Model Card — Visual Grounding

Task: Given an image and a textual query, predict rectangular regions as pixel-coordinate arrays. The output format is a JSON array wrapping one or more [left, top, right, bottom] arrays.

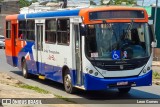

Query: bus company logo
[[120, 65, 124, 70], [48, 54, 55, 61]]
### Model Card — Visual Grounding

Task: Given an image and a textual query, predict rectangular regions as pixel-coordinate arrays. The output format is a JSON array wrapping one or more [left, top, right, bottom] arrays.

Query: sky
[[27, 0, 160, 6], [137, 0, 160, 6]]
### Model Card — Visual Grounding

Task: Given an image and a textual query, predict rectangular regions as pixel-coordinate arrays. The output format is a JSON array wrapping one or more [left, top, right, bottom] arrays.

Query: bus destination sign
[[89, 10, 145, 20]]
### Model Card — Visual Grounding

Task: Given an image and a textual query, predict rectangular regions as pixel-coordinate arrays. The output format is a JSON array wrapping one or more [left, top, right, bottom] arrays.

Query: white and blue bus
[[5, 6, 154, 93]]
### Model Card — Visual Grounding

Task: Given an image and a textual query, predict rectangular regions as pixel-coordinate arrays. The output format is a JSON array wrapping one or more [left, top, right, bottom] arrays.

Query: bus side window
[[26, 20, 35, 41], [57, 19, 70, 45], [45, 19, 56, 44], [18, 20, 26, 40]]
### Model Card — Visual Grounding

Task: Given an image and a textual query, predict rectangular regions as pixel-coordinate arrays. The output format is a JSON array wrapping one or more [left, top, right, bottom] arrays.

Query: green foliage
[[18, 84, 50, 94], [114, 0, 136, 5], [19, 0, 31, 8], [90, 0, 97, 5], [153, 72, 160, 79], [53, 94, 77, 103], [100, 0, 136, 5], [30, 0, 38, 3]]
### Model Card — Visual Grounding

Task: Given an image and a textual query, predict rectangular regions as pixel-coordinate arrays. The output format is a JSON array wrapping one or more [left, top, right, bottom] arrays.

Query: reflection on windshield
[[85, 23, 150, 60]]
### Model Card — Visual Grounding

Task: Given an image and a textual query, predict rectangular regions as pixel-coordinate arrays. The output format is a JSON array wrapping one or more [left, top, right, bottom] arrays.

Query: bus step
[[75, 85, 85, 90], [38, 75, 45, 80]]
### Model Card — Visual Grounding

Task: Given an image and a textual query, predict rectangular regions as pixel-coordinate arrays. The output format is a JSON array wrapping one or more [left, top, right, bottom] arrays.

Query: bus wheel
[[22, 59, 30, 78], [118, 87, 131, 93], [64, 72, 75, 94]]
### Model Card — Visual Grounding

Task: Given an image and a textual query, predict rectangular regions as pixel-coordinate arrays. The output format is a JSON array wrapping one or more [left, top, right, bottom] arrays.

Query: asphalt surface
[[0, 49, 160, 107]]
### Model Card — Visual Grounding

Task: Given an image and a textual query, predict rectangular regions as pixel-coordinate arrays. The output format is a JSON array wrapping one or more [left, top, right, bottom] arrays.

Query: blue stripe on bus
[[18, 14, 25, 20], [18, 9, 80, 20], [26, 9, 80, 18]]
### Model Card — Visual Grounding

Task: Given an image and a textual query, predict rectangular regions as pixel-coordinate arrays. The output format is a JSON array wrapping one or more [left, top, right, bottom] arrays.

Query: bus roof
[[79, 6, 146, 13], [6, 14, 18, 20], [18, 9, 80, 20], [17, 6, 148, 22]]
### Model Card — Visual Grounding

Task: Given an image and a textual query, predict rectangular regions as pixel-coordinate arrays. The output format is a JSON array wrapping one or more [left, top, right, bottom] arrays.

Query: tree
[[100, 0, 136, 5], [30, 0, 38, 3], [19, 0, 31, 8], [114, 0, 136, 5], [100, 0, 115, 5], [90, 0, 97, 5]]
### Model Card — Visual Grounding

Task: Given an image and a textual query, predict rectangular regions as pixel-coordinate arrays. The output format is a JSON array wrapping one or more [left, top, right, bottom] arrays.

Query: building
[[0, 0, 19, 35], [149, 6, 160, 61]]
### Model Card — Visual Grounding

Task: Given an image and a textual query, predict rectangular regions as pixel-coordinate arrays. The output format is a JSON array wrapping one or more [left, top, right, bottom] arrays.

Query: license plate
[[117, 81, 128, 86]]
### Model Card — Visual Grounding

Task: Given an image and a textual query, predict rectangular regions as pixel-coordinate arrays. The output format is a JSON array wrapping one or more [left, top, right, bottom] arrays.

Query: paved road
[[0, 49, 160, 107]]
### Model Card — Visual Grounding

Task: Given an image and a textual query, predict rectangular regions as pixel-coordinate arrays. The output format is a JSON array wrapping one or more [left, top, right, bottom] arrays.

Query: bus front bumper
[[84, 70, 152, 90]]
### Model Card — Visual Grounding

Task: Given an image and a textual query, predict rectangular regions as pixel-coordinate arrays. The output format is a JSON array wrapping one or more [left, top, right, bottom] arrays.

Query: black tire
[[118, 87, 131, 94], [22, 59, 30, 78], [63, 72, 76, 94]]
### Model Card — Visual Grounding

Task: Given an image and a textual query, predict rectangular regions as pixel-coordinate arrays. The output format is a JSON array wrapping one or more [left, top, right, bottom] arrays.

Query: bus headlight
[[89, 70, 93, 74], [143, 69, 147, 73]]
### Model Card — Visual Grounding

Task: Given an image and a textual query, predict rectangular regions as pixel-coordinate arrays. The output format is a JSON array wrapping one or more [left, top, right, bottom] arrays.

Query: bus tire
[[64, 72, 75, 94], [22, 59, 30, 79], [118, 87, 131, 93]]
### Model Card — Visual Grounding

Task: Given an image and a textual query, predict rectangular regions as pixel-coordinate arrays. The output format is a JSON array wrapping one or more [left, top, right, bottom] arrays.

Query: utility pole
[[154, 0, 158, 35], [153, 0, 158, 60], [142, 0, 144, 6]]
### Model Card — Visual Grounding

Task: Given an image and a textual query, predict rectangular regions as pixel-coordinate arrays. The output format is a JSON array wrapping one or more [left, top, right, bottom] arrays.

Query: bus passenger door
[[73, 24, 82, 85], [35, 23, 44, 75], [11, 23, 18, 65]]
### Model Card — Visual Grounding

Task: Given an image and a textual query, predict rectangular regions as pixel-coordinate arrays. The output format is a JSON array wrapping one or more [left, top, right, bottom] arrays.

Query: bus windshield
[[85, 23, 151, 60]]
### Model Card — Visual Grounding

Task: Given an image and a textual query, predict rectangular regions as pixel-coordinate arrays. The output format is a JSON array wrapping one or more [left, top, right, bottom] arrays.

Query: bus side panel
[[5, 22, 18, 66], [16, 41, 38, 74], [41, 32, 74, 83], [5, 39, 17, 66], [44, 66, 77, 84], [45, 65, 63, 83]]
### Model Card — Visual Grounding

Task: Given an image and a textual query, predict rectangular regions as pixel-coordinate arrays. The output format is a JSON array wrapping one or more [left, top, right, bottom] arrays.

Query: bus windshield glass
[[85, 23, 151, 60]]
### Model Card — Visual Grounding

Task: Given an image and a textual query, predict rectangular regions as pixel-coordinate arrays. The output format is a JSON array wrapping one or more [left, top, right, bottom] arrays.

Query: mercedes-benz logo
[[120, 65, 124, 70]]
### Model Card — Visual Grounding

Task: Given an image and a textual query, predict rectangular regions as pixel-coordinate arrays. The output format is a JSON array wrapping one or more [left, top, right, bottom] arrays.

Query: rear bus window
[[6, 21, 11, 38]]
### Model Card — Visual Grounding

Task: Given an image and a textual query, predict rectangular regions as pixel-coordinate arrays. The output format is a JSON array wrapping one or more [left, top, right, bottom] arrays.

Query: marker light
[[94, 72, 98, 76], [147, 67, 151, 71], [86, 68, 89, 71]]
